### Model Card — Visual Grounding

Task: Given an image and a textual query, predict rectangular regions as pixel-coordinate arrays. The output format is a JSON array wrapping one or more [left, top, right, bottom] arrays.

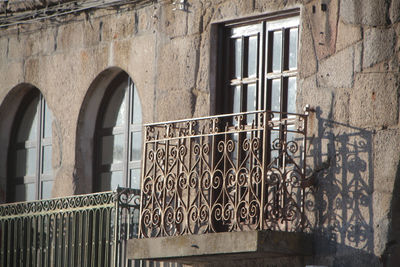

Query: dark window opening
[[94, 72, 142, 192], [8, 88, 54, 202]]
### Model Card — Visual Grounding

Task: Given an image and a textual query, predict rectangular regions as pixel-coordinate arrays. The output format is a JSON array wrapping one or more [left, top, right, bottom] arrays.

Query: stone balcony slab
[[128, 231, 313, 264]]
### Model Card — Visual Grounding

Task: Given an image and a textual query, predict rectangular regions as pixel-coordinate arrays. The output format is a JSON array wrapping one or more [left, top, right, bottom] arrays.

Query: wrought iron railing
[[0, 187, 140, 267], [139, 109, 313, 238]]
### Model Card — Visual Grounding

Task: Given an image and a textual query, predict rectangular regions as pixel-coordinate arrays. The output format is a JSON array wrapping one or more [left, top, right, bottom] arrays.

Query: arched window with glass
[[8, 88, 53, 202], [94, 72, 142, 192]]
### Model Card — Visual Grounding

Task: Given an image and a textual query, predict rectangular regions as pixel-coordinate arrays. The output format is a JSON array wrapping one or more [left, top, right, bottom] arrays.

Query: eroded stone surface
[[0, 1, 399, 266]]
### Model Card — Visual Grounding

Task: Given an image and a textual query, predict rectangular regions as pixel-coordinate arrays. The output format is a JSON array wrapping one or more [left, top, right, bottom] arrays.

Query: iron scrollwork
[[139, 110, 312, 238]]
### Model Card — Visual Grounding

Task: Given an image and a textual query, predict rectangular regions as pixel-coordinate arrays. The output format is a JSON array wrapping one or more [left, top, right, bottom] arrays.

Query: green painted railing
[[0, 187, 140, 267]]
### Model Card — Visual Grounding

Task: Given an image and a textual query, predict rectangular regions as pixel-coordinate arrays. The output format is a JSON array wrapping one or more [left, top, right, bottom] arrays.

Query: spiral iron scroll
[[140, 110, 311, 238]]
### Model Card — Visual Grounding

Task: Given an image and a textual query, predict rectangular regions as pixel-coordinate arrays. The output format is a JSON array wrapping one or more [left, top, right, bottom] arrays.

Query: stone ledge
[[128, 231, 313, 264]]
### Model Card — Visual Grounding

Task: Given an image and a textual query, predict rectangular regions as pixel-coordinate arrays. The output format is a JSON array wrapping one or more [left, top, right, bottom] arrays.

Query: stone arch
[[75, 67, 143, 193], [0, 83, 52, 202]]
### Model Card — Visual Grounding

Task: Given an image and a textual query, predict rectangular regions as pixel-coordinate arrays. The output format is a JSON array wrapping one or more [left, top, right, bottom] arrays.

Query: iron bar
[[0, 188, 140, 267], [139, 109, 312, 238]]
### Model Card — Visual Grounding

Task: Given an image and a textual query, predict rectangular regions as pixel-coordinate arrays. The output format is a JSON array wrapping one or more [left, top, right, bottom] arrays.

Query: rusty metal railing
[[139, 108, 313, 238], [0, 187, 140, 267]]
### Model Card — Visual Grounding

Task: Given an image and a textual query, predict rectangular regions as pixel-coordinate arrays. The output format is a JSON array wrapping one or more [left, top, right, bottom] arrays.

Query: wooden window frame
[[94, 72, 142, 192], [7, 89, 53, 202]]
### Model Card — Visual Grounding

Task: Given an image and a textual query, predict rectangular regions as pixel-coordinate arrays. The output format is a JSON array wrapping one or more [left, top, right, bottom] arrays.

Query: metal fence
[[139, 109, 313, 238], [0, 187, 139, 267]]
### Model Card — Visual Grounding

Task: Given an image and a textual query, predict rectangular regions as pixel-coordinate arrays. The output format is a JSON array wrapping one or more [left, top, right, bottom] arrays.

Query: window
[[8, 89, 53, 202], [94, 72, 142, 192], [217, 13, 299, 116]]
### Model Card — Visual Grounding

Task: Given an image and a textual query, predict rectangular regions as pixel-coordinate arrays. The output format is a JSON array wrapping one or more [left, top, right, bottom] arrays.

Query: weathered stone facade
[[1, 0, 400, 266]]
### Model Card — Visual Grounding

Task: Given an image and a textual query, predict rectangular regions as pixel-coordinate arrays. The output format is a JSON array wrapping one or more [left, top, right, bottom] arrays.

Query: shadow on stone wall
[[381, 161, 400, 266], [309, 107, 381, 266]]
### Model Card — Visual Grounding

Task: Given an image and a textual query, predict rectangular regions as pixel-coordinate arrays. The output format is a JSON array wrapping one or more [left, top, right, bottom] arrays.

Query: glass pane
[[131, 131, 142, 161], [246, 84, 257, 112], [233, 38, 242, 78], [287, 77, 297, 113], [272, 31, 282, 72], [232, 86, 241, 114], [247, 36, 258, 77], [43, 101, 53, 138], [271, 79, 281, 113], [130, 168, 141, 189], [246, 84, 257, 124], [17, 95, 39, 142], [132, 87, 142, 124], [103, 82, 127, 128], [100, 171, 123, 191], [42, 146, 52, 174], [101, 134, 124, 164], [41, 181, 53, 199], [289, 28, 298, 70], [16, 148, 36, 177], [15, 183, 35, 202]]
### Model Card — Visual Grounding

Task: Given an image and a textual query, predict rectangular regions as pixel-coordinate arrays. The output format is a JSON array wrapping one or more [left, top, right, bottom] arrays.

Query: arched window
[[94, 72, 142, 192], [8, 89, 53, 202]]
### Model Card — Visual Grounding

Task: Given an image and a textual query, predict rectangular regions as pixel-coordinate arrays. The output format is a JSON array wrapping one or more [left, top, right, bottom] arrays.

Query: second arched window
[[95, 72, 142, 192]]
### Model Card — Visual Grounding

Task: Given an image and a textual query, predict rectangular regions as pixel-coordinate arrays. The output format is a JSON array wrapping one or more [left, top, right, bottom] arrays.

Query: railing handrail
[[144, 109, 308, 127], [139, 109, 313, 238]]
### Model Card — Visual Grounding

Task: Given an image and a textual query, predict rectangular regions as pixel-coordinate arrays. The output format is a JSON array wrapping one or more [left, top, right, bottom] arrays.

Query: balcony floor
[[128, 231, 313, 264]]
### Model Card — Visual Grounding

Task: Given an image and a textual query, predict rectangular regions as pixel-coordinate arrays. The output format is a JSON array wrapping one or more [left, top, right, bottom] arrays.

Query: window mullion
[[280, 27, 285, 115], [259, 23, 265, 111], [124, 78, 133, 187], [36, 94, 44, 200], [240, 35, 245, 112]]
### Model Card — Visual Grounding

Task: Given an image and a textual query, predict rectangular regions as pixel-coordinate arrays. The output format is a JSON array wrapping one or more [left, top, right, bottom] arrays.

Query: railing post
[[113, 189, 120, 267], [260, 111, 268, 231], [301, 105, 310, 229]]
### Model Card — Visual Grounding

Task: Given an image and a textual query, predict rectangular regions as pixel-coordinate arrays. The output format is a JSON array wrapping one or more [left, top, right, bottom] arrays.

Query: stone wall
[[0, 0, 400, 266]]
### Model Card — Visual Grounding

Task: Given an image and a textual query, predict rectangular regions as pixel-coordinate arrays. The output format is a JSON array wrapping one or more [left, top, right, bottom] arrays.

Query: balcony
[[0, 110, 314, 266], [130, 109, 314, 263], [0, 188, 140, 267]]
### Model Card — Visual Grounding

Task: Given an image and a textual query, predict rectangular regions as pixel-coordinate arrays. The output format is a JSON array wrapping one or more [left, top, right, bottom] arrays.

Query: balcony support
[[128, 230, 313, 264]]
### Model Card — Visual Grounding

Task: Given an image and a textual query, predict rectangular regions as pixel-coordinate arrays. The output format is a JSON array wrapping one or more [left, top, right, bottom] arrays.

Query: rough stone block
[[373, 129, 400, 193], [297, 77, 333, 135], [53, 165, 75, 198], [305, 0, 339, 60], [56, 22, 84, 52], [0, 61, 23, 89], [255, 0, 301, 12], [187, 0, 204, 35], [373, 192, 391, 255], [82, 19, 101, 48], [7, 36, 24, 60], [156, 90, 194, 122], [332, 88, 350, 123], [317, 46, 354, 88], [340, 0, 388, 26], [96, 9, 137, 41], [136, 5, 156, 34], [160, 3, 188, 38], [298, 16, 317, 79], [0, 37, 8, 59], [192, 89, 210, 118], [363, 27, 395, 69], [353, 41, 362, 73], [349, 73, 398, 128], [336, 19, 362, 52], [390, 0, 400, 23], [156, 36, 200, 94], [126, 34, 157, 123]]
